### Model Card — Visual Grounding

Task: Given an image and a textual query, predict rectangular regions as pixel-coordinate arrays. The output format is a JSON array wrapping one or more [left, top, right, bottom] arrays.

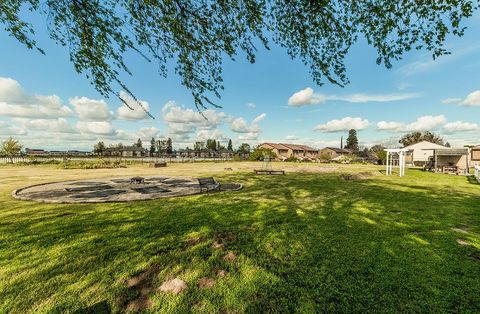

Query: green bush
[[284, 156, 299, 162], [248, 148, 276, 161]]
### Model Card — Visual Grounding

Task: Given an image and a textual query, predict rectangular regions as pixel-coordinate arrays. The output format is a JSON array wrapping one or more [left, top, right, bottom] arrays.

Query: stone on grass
[[197, 277, 216, 288], [212, 241, 224, 249], [217, 270, 228, 277], [456, 239, 470, 246], [159, 278, 187, 294], [223, 252, 237, 262]]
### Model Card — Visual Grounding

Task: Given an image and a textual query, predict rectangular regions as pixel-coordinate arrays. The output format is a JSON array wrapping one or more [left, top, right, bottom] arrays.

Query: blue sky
[[1, 11, 480, 150]]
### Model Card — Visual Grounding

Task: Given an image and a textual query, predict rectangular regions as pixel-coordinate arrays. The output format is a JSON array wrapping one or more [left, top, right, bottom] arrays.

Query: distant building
[[470, 145, 480, 165], [176, 149, 233, 159], [403, 140, 446, 165], [318, 147, 351, 159], [104, 146, 148, 157], [25, 148, 48, 155], [258, 143, 318, 161]]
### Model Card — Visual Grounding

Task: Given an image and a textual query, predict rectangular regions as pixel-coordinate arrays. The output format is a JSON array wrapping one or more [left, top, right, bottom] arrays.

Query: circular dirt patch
[[12, 176, 241, 203]]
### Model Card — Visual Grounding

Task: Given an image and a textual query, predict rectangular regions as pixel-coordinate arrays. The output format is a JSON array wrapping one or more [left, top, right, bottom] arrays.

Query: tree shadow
[[1, 172, 480, 312]]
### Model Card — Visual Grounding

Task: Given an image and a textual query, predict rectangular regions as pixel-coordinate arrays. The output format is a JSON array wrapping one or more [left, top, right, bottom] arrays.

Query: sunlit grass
[[0, 163, 479, 312]]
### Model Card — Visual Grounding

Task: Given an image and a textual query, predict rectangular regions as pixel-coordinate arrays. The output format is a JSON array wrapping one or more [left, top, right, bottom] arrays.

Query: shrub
[[248, 148, 276, 161]]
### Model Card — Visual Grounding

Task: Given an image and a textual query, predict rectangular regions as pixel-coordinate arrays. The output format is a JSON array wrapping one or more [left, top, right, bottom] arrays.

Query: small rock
[[159, 278, 187, 294], [457, 239, 469, 246], [212, 241, 224, 249], [197, 277, 216, 288], [217, 270, 228, 277], [451, 227, 469, 234], [223, 252, 237, 262]]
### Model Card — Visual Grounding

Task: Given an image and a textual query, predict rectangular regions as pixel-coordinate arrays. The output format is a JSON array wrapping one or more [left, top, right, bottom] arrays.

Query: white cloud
[[136, 127, 160, 139], [0, 77, 72, 118], [117, 91, 150, 120], [329, 93, 419, 103], [377, 115, 447, 132], [377, 121, 405, 132], [246, 102, 256, 108], [405, 115, 446, 131], [0, 121, 27, 136], [230, 113, 266, 134], [69, 96, 114, 121], [460, 90, 480, 106], [288, 87, 326, 106], [288, 87, 418, 107], [441, 98, 462, 104], [76, 121, 116, 135], [252, 113, 266, 124], [314, 117, 370, 133], [443, 121, 479, 133], [285, 135, 299, 141], [17, 118, 75, 133], [162, 101, 225, 131]]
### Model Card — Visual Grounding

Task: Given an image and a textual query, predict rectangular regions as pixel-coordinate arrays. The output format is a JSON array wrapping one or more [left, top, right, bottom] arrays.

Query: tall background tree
[[1, 1, 476, 114], [399, 131, 445, 147], [135, 138, 143, 148], [227, 139, 233, 151], [237, 143, 251, 154], [150, 137, 156, 156], [1, 137, 22, 163], [166, 138, 173, 155], [93, 141, 105, 155], [345, 129, 359, 151]]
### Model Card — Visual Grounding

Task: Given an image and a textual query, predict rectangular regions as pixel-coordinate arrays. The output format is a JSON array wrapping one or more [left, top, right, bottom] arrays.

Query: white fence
[[0, 156, 233, 164], [475, 165, 480, 183]]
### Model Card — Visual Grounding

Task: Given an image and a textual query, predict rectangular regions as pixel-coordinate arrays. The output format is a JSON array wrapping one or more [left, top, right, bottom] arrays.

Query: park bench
[[198, 177, 220, 193], [130, 176, 145, 184]]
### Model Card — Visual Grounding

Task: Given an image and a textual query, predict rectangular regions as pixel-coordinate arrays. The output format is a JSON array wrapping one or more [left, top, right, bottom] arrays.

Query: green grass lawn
[[1, 164, 479, 313]]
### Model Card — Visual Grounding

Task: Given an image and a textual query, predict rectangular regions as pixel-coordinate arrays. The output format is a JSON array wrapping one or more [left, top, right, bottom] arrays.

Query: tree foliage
[[345, 129, 359, 151], [227, 139, 233, 151], [399, 131, 445, 147], [249, 147, 276, 161], [93, 141, 105, 155], [1, 137, 22, 162], [1, 1, 477, 114]]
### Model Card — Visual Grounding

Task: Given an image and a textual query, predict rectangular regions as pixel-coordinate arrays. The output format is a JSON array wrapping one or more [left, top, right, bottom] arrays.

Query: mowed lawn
[[0, 163, 479, 313]]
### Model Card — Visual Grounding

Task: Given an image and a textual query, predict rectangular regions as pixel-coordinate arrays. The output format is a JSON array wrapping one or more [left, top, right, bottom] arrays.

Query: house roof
[[433, 148, 469, 156], [323, 147, 351, 154], [260, 143, 289, 150], [404, 140, 445, 150], [260, 143, 317, 152], [279, 143, 317, 152]]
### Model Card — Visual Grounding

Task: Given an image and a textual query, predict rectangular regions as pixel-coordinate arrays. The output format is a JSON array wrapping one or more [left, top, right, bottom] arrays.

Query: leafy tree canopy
[[1, 1, 477, 115], [399, 131, 445, 147], [345, 129, 359, 151], [1, 137, 22, 162]]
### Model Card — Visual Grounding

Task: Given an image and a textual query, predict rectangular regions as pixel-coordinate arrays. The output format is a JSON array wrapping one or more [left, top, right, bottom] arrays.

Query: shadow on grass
[[1, 171, 479, 312]]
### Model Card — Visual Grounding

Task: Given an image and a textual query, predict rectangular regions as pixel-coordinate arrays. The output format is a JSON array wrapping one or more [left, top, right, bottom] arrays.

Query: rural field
[[1, 162, 479, 313]]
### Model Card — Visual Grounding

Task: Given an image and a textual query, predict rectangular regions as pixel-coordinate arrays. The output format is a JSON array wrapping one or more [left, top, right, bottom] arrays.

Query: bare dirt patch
[[224, 252, 237, 262], [456, 239, 470, 246], [125, 263, 161, 312], [197, 277, 216, 288], [340, 172, 374, 181], [217, 270, 228, 277], [159, 278, 187, 294], [212, 241, 224, 249]]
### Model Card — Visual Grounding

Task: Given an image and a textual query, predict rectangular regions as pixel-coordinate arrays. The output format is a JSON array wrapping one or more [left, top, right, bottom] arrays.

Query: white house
[[404, 140, 446, 165]]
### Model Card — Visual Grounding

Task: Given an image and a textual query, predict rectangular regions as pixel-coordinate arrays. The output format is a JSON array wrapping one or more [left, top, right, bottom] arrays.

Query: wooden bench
[[198, 177, 220, 192], [254, 169, 285, 175], [130, 176, 145, 184]]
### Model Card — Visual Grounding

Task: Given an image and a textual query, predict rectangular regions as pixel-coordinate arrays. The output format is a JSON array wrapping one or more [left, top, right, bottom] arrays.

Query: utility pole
[[340, 136, 343, 149]]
